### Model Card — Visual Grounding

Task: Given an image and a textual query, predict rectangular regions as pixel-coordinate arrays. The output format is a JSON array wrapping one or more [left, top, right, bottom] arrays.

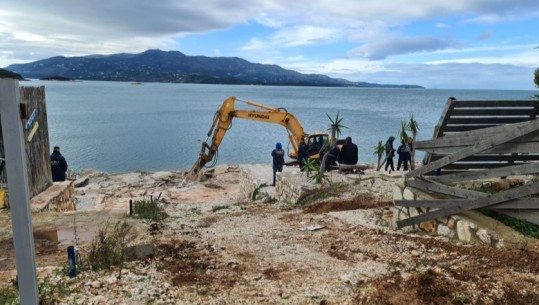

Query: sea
[[24, 80, 537, 173]]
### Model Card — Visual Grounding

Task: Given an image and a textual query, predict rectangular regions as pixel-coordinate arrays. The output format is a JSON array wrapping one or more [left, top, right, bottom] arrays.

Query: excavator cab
[[306, 133, 330, 158]]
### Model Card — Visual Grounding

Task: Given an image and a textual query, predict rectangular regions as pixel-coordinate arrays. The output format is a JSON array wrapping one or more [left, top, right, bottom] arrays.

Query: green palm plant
[[303, 158, 327, 184], [406, 114, 420, 170], [373, 140, 385, 171], [320, 112, 348, 173], [326, 112, 347, 142]]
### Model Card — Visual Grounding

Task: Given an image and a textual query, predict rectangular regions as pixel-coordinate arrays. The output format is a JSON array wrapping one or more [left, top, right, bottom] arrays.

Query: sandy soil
[[0, 165, 538, 304]]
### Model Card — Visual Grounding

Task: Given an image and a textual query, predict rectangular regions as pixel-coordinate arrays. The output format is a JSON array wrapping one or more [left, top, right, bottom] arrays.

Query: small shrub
[[78, 220, 133, 277], [479, 208, 539, 238], [0, 284, 19, 305], [132, 198, 168, 222], [252, 183, 268, 200], [296, 182, 348, 206]]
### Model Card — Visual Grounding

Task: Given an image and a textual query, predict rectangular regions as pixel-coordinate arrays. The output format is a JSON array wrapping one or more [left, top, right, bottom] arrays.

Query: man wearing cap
[[50, 146, 68, 182], [271, 142, 285, 186]]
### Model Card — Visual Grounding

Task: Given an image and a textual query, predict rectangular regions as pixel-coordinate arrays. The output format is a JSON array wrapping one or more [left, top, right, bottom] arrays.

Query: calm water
[[25, 80, 537, 173]]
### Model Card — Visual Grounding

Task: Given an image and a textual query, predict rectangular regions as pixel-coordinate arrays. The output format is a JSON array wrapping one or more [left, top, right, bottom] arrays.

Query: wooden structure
[[396, 98, 539, 228], [0, 86, 52, 197]]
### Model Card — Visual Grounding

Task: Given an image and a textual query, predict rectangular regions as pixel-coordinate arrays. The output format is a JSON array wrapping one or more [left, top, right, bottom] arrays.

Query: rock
[[456, 221, 472, 242], [476, 229, 491, 244], [411, 250, 421, 257]]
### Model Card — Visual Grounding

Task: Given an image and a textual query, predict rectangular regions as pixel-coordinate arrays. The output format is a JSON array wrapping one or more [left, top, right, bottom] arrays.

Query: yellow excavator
[[188, 96, 330, 177]]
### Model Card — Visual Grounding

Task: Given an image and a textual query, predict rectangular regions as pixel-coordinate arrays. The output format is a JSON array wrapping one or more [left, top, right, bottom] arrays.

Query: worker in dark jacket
[[338, 137, 358, 165], [271, 142, 285, 186], [50, 146, 68, 182], [397, 140, 411, 171], [384, 136, 395, 172], [298, 137, 309, 171]]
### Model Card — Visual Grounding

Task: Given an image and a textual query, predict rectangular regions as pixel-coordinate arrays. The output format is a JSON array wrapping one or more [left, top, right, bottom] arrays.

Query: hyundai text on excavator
[[188, 96, 331, 178]]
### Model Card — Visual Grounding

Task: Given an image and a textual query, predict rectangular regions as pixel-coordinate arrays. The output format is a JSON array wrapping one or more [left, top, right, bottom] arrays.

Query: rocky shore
[[0, 164, 538, 304]]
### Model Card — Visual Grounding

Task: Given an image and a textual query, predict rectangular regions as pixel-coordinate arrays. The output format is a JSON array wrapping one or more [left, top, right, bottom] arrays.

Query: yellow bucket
[[0, 190, 5, 209]]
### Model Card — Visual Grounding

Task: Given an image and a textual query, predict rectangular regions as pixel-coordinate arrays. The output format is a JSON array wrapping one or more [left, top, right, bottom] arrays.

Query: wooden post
[[0, 79, 39, 304]]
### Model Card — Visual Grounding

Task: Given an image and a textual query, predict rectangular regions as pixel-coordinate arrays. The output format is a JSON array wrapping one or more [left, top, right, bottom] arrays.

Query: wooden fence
[[396, 98, 539, 228], [0, 86, 52, 197]]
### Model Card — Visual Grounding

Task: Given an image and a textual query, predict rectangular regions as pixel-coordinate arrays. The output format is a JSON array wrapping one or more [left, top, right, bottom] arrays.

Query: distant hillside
[[0, 68, 24, 80], [5, 49, 422, 88]]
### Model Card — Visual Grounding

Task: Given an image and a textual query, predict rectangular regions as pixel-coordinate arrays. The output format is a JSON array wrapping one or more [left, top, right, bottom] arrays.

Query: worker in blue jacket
[[271, 142, 285, 186]]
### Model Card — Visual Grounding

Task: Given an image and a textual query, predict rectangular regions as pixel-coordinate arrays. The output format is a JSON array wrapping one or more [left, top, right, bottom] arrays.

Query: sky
[[1, 1, 538, 90]]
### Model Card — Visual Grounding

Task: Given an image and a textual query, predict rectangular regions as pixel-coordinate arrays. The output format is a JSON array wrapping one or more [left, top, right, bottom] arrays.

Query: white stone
[[403, 188, 415, 201], [437, 223, 455, 239], [456, 221, 472, 242], [393, 185, 403, 202], [476, 229, 491, 245]]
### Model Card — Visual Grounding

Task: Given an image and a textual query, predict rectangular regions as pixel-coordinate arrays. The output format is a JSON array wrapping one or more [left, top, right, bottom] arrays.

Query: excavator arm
[[189, 96, 312, 177]]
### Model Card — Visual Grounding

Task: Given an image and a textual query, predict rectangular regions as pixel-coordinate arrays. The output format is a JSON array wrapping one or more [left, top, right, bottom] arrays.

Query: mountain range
[[5, 49, 422, 88]]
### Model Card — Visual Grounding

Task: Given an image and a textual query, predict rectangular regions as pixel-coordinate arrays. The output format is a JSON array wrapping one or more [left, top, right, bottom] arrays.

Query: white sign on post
[[0, 79, 39, 305]]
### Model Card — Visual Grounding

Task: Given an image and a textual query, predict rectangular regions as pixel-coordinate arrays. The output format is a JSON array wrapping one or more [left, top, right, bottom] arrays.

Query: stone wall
[[30, 181, 76, 212], [392, 181, 507, 248], [239, 166, 315, 204]]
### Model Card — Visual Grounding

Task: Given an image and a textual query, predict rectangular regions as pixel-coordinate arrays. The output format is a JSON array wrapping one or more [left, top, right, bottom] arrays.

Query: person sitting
[[338, 137, 358, 169]]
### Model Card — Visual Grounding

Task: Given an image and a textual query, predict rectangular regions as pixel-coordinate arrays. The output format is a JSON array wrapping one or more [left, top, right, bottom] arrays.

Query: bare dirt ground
[[0, 165, 539, 304]]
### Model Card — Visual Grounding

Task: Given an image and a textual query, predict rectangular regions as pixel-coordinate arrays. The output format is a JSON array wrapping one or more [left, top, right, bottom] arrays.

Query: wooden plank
[[442, 125, 499, 132], [429, 162, 539, 183], [396, 198, 539, 209], [442, 163, 527, 170], [430, 155, 539, 162], [397, 180, 539, 228], [448, 109, 539, 116], [405, 178, 487, 199], [452, 100, 539, 107], [415, 123, 539, 149], [420, 142, 539, 155], [445, 117, 535, 125], [406, 119, 539, 178], [432, 97, 456, 138]]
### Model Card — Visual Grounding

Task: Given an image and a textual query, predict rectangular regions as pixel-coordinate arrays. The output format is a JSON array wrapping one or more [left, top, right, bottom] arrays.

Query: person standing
[[397, 140, 411, 171], [50, 146, 68, 182], [338, 137, 358, 165], [384, 136, 395, 172], [271, 142, 285, 186], [298, 137, 309, 171]]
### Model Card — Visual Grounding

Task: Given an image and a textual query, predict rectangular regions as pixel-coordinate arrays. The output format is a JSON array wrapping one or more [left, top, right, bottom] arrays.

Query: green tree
[[400, 114, 420, 170], [320, 112, 347, 174], [373, 140, 385, 171]]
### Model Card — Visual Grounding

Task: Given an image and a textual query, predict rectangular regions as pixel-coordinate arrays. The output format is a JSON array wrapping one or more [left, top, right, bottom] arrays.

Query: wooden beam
[[442, 125, 499, 132], [397, 180, 539, 228], [429, 162, 539, 183], [415, 123, 539, 149], [441, 163, 528, 170], [406, 119, 539, 178], [420, 142, 539, 155], [405, 178, 487, 199], [448, 109, 539, 116], [430, 155, 539, 162], [396, 198, 539, 209], [445, 117, 535, 125], [452, 100, 539, 107]]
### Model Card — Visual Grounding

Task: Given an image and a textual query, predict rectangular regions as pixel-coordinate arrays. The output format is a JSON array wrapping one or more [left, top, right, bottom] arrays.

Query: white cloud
[[348, 36, 462, 60], [241, 25, 342, 51]]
